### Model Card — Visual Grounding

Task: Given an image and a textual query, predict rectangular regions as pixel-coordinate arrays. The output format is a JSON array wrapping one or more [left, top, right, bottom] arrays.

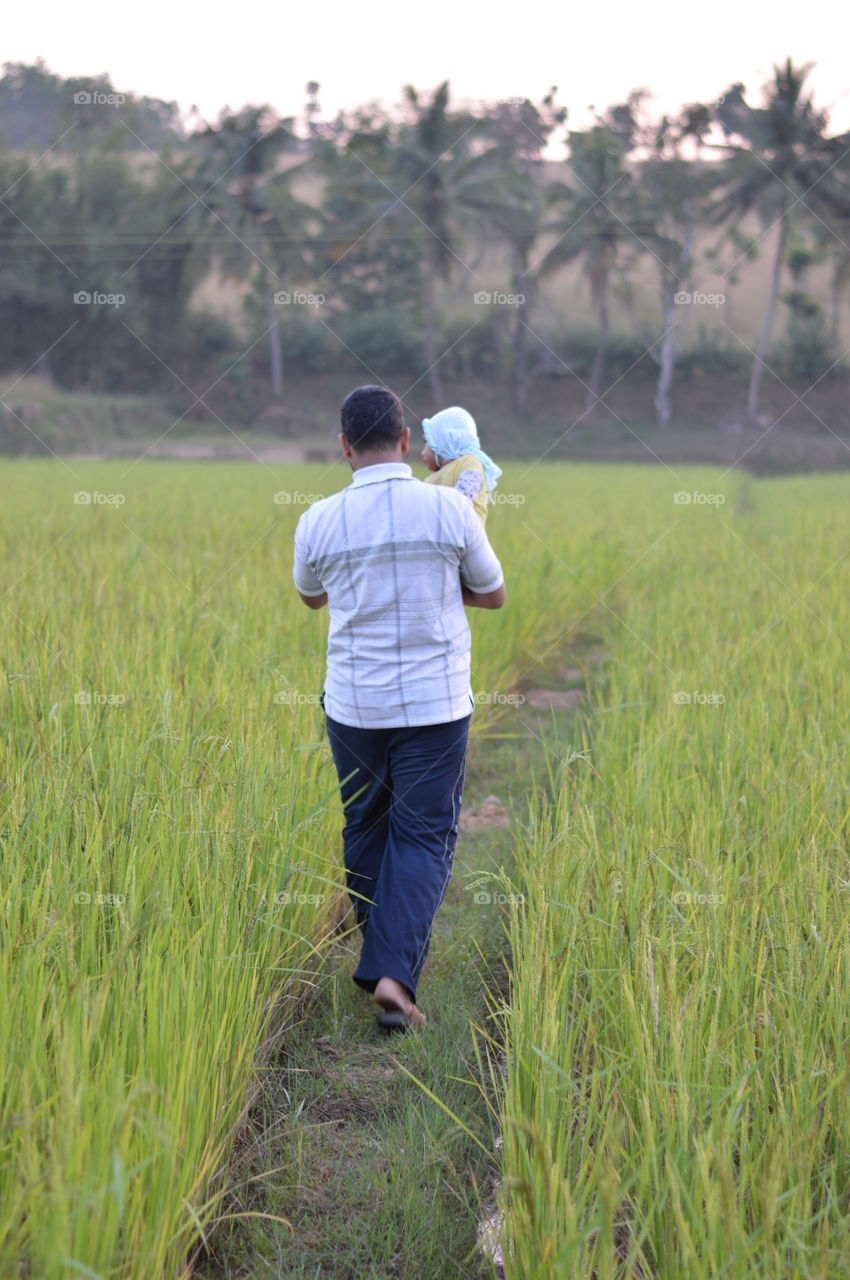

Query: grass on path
[[195, 650, 594, 1280]]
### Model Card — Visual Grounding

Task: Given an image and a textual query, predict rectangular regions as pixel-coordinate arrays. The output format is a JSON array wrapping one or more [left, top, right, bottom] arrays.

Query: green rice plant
[[0, 461, 348, 1277], [499, 468, 850, 1277], [0, 457, 596, 1277]]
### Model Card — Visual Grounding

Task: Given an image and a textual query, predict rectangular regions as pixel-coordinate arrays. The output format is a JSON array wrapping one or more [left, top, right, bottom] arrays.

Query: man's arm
[[298, 589, 328, 609], [293, 514, 328, 609], [458, 503, 505, 609], [462, 582, 505, 609]]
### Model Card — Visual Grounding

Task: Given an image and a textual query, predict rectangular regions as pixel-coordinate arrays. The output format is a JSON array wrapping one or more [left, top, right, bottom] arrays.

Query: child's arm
[[454, 465, 489, 525], [455, 468, 484, 503]]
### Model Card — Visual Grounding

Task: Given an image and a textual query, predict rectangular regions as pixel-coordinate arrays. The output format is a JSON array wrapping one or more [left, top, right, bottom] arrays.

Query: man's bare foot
[[374, 976, 427, 1027]]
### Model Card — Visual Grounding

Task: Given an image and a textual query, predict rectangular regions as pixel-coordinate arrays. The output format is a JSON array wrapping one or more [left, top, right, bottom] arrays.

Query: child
[[420, 406, 502, 526]]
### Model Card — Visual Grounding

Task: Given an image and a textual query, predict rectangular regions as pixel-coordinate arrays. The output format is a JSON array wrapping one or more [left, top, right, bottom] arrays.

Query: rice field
[[500, 468, 850, 1277], [1, 459, 848, 1277], [0, 458, 556, 1278]]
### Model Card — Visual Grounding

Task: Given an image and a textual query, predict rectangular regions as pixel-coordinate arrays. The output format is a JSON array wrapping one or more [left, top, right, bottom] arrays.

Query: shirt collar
[[350, 462, 413, 487]]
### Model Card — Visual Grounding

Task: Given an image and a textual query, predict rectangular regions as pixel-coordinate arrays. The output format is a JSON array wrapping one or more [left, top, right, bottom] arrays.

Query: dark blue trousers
[[325, 712, 471, 1004]]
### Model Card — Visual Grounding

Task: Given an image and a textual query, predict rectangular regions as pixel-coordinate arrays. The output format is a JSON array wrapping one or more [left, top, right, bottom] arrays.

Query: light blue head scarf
[[421, 406, 502, 501]]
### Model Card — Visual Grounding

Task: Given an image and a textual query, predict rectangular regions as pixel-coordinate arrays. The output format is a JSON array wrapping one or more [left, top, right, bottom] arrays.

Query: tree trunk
[[423, 264, 444, 404], [584, 281, 609, 414], [265, 283, 284, 400], [654, 206, 695, 427], [655, 294, 676, 424], [830, 255, 842, 349], [748, 207, 789, 422], [511, 249, 532, 414]]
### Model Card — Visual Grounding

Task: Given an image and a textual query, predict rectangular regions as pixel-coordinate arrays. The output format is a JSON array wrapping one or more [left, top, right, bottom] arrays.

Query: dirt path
[[195, 647, 597, 1280]]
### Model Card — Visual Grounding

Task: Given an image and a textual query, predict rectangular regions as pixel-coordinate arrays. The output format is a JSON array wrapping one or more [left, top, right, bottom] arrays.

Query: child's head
[[420, 406, 479, 470], [420, 405, 503, 499]]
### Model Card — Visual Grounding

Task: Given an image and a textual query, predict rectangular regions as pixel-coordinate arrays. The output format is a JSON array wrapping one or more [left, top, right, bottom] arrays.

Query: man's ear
[[399, 426, 411, 454], [339, 432, 353, 459]]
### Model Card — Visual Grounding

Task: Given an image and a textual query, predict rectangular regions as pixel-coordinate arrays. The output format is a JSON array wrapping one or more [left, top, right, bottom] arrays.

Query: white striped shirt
[[293, 462, 504, 728]]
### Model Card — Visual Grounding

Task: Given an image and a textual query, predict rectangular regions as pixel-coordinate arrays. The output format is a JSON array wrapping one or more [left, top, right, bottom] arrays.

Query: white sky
[[6, 0, 850, 139]]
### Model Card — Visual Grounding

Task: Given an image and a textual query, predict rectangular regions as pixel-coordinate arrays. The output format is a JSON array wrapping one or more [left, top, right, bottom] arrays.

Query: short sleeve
[[459, 505, 503, 594], [292, 513, 325, 596]]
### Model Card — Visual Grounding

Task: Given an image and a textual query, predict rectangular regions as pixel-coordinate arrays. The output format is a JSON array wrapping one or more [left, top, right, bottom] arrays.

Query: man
[[293, 385, 505, 1031]]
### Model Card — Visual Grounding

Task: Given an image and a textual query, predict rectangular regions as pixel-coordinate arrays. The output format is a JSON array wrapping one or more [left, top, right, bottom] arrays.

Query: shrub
[[332, 307, 422, 372]]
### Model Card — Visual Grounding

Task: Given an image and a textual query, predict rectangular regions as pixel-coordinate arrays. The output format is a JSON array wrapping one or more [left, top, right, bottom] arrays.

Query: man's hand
[[461, 581, 506, 609], [298, 590, 328, 610]]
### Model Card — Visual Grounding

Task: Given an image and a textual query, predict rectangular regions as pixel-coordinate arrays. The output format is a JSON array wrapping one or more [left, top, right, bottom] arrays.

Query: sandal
[[376, 1006, 417, 1031]]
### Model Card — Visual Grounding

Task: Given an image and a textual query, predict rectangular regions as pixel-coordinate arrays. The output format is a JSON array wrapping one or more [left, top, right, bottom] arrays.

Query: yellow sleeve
[[425, 458, 489, 524], [453, 456, 488, 525], [473, 484, 488, 526], [424, 459, 461, 487]]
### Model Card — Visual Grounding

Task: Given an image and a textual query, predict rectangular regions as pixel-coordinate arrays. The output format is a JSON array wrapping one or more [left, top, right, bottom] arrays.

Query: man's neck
[[349, 451, 407, 473]]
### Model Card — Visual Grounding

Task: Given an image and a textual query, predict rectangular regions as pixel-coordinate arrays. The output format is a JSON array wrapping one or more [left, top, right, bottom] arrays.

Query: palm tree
[[191, 106, 319, 399], [711, 60, 850, 420], [539, 115, 635, 413], [472, 94, 565, 413], [322, 83, 504, 403], [486, 172, 546, 414], [400, 83, 455, 402], [623, 103, 724, 424]]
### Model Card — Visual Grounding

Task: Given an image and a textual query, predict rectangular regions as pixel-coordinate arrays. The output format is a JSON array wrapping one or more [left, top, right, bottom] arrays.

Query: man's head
[[339, 385, 409, 466]]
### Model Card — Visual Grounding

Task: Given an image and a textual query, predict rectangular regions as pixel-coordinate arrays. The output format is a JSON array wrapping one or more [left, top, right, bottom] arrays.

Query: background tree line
[[1, 57, 849, 429]]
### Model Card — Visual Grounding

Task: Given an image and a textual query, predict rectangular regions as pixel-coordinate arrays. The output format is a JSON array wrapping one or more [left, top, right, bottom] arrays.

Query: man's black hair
[[340, 385, 405, 452]]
